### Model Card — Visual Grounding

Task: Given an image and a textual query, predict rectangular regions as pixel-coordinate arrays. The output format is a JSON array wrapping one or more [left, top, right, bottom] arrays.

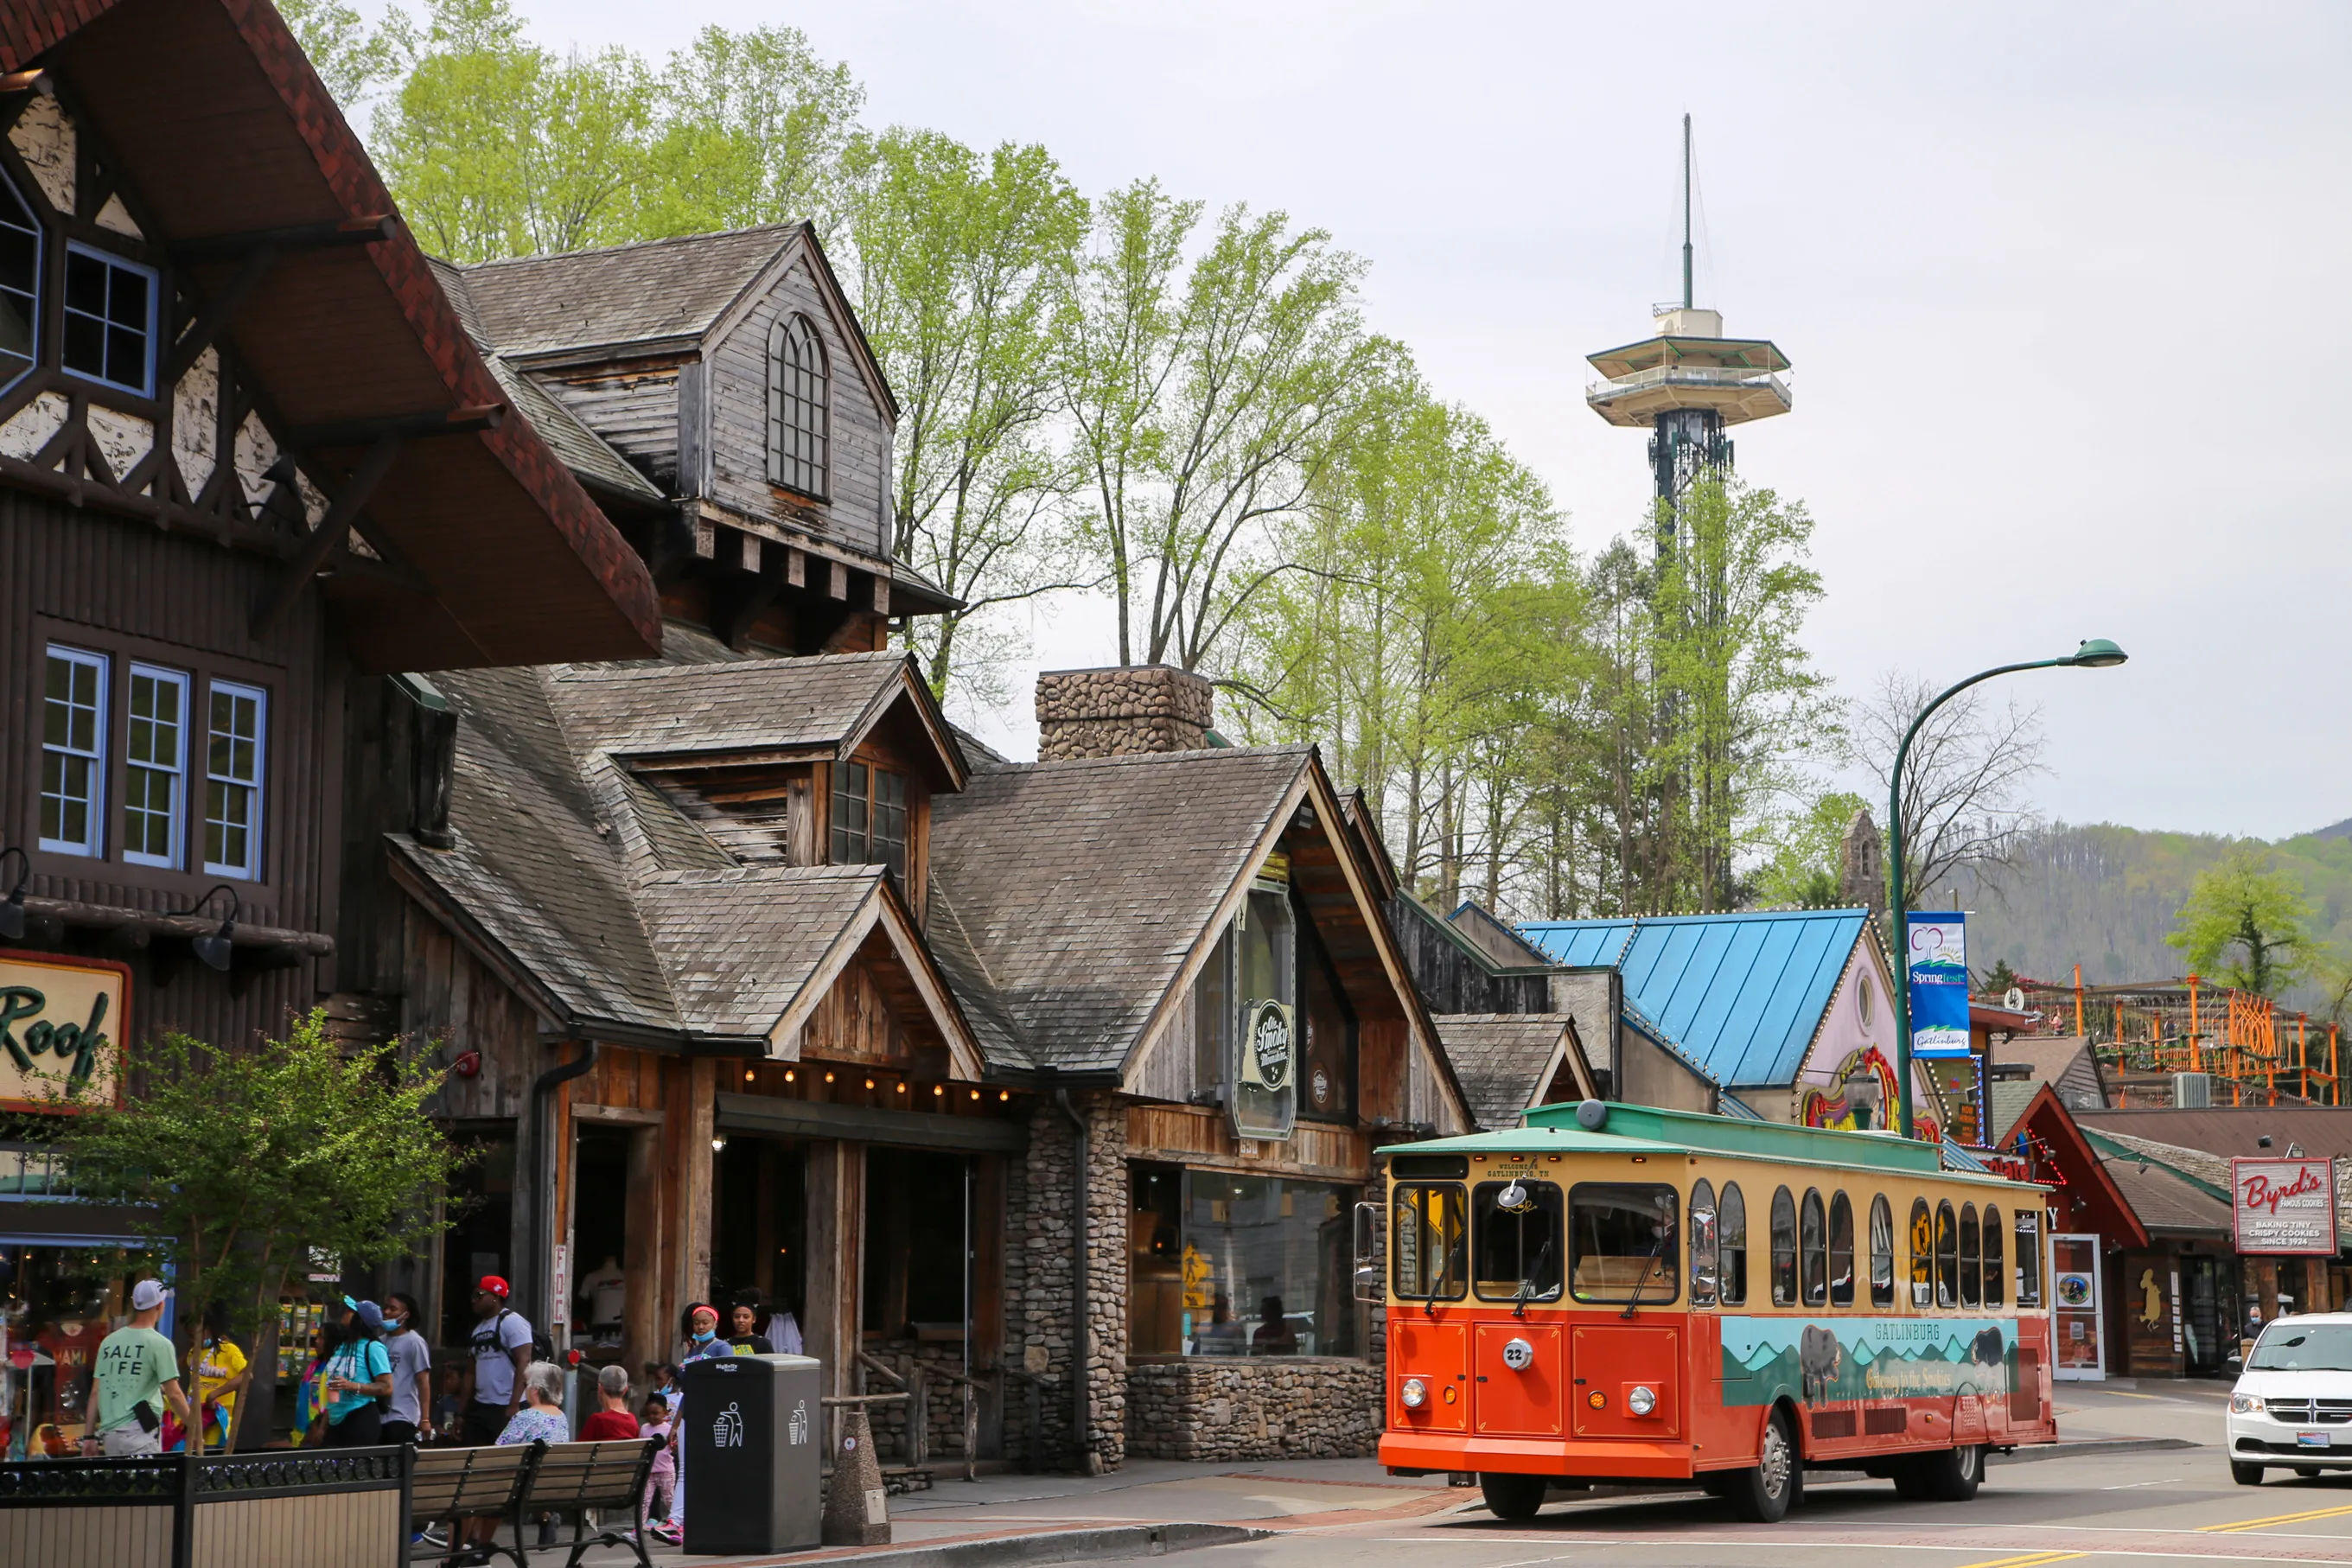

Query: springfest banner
[[0, 953, 127, 1110], [1905, 912, 1972, 1060], [1718, 1315, 2017, 1407]]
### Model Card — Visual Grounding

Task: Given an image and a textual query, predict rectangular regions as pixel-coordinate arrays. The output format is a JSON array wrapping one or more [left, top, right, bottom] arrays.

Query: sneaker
[[414, 1527, 447, 1547]]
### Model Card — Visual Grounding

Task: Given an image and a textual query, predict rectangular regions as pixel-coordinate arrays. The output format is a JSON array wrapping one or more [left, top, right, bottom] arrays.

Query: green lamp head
[[2065, 638, 2127, 669]]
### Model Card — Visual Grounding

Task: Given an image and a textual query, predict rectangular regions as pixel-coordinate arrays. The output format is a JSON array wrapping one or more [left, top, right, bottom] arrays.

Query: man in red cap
[[457, 1276, 534, 1448]]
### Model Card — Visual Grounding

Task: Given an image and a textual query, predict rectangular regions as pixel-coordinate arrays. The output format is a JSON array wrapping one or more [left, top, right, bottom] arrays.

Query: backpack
[[476, 1308, 556, 1370]]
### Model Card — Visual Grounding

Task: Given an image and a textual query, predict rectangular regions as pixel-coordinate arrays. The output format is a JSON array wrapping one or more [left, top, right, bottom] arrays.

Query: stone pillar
[[1006, 1093, 1130, 1472], [1036, 666, 1214, 761]]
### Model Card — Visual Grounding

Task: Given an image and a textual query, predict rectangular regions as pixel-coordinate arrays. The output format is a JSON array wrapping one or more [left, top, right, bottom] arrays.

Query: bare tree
[[1850, 670, 2048, 907]]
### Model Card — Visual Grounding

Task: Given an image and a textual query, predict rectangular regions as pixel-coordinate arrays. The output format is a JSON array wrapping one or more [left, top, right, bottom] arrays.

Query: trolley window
[[1569, 1182, 1680, 1305], [2015, 1208, 2042, 1307], [1935, 1200, 1959, 1308], [1800, 1189, 1827, 1306], [1769, 1186, 1797, 1307], [1474, 1179, 1564, 1304], [1868, 1194, 1895, 1309], [1960, 1203, 1982, 1308], [1690, 1178, 1719, 1307], [1828, 1191, 1855, 1308], [1392, 1182, 1467, 1300], [1984, 1205, 2005, 1308], [1721, 1182, 1748, 1306], [1909, 1198, 1933, 1308]]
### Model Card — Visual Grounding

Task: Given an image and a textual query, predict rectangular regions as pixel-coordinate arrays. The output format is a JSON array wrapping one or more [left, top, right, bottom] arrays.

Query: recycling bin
[[679, 1352, 823, 1555]]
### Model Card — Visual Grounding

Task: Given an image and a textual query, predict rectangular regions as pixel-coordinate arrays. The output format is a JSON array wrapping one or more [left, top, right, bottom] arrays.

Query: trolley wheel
[[1725, 1409, 1800, 1523], [2232, 1462, 2266, 1487], [1912, 1442, 1984, 1502], [1479, 1472, 1548, 1522]]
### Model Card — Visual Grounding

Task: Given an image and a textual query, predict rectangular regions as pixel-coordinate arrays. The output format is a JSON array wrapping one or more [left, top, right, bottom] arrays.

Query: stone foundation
[[1035, 666, 1214, 760], [1125, 1357, 1386, 1460]]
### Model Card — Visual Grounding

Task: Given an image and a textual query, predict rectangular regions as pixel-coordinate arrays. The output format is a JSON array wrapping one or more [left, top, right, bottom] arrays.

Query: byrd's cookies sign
[[0, 953, 126, 1109], [2232, 1156, 2337, 1255]]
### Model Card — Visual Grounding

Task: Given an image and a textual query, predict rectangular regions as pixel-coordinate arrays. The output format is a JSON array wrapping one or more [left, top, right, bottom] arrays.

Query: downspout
[[1054, 1087, 1090, 1473], [528, 1041, 599, 1332]]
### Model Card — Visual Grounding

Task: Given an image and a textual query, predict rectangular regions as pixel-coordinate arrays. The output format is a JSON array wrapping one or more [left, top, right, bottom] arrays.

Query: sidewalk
[[527, 1459, 1463, 1568]]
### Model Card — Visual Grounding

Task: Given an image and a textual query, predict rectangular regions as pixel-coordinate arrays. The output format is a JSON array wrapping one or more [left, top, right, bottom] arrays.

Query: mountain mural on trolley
[[1718, 1316, 2018, 1407]]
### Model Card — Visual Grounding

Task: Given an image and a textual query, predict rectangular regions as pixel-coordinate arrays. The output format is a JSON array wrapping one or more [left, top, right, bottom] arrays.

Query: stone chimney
[[1035, 665, 1214, 760]]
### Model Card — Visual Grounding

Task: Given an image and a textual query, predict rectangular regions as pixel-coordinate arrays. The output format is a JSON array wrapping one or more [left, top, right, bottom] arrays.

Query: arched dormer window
[[767, 312, 828, 500], [0, 170, 41, 387]]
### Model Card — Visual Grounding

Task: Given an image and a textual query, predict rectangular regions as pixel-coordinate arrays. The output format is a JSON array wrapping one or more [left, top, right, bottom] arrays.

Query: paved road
[[1194, 1383, 2351, 1568]]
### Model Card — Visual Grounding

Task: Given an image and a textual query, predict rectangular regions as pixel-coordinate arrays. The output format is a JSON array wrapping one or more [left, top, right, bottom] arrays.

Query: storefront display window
[[0, 1242, 160, 1458], [1228, 883, 1297, 1141], [1176, 1172, 1356, 1358]]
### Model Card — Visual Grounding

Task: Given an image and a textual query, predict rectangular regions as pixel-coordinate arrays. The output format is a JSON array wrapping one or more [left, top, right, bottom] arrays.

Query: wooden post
[[2073, 964, 2084, 1039], [2189, 974, 2202, 1074], [2335, 1023, 2342, 1106], [806, 1141, 866, 1403]]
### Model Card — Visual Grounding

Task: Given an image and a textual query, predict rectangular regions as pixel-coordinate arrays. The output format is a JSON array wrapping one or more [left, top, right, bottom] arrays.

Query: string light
[[744, 1070, 755, 1082], [824, 1071, 835, 1084], [784, 1069, 796, 1083], [864, 1077, 876, 1090], [933, 1085, 945, 1098]]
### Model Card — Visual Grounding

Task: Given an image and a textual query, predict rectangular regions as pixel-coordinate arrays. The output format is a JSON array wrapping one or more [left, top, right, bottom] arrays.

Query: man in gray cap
[[90, 1279, 193, 1456]]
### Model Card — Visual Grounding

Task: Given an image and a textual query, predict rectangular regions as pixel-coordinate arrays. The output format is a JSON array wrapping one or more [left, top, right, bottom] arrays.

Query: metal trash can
[[679, 1352, 823, 1555]]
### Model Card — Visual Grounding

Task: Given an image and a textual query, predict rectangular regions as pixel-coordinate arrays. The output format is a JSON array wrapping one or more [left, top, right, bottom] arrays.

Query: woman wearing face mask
[[662, 1304, 727, 1546], [379, 1293, 434, 1445]]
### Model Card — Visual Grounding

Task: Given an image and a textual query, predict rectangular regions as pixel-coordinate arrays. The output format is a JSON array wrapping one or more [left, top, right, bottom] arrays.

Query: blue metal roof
[[1518, 908, 1875, 1088]]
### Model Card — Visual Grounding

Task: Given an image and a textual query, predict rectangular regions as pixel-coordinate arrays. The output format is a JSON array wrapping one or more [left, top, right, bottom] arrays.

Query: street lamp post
[[1890, 639, 2127, 1139]]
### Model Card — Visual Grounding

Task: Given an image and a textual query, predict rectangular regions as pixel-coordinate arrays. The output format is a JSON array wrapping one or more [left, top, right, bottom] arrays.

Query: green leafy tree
[[637, 26, 865, 244], [55, 1010, 459, 1450], [1755, 790, 1869, 908], [2167, 845, 2317, 995], [278, 0, 398, 106], [1982, 957, 2023, 996], [843, 129, 1092, 702], [1058, 182, 1382, 669]]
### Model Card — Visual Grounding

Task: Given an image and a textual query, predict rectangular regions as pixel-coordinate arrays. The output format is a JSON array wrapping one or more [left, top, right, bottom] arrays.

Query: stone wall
[[1002, 1092, 1131, 1471], [1125, 1358, 1386, 1460], [1035, 666, 1214, 760]]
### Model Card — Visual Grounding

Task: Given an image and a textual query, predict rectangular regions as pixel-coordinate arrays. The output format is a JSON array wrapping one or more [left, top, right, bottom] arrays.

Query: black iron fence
[[0, 1444, 410, 1568]]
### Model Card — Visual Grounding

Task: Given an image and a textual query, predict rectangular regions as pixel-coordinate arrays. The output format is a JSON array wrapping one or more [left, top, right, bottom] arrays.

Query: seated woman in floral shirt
[[497, 1361, 572, 1447]]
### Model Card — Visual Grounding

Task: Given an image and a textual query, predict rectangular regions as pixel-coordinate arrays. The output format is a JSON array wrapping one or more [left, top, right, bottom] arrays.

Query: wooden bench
[[519, 1440, 658, 1568], [408, 1439, 657, 1568]]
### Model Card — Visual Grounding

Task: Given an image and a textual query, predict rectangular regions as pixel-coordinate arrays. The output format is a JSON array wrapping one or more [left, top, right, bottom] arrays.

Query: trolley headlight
[[1399, 1378, 1428, 1410], [2230, 1393, 2266, 1414], [1627, 1384, 1657, 1417]]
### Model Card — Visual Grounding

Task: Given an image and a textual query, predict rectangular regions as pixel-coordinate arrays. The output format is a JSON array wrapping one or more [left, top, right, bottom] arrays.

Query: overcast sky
[[415, 2, 2352, 838]]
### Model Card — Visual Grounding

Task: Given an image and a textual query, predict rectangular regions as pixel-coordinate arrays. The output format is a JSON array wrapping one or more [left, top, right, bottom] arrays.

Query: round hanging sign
[[1249, 1000, 1293, 1091], [1310, 1065, 1331, 1108]]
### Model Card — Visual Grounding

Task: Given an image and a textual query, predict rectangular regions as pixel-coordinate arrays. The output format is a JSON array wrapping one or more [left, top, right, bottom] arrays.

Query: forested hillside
[[1953, 819, 2352, 1008]]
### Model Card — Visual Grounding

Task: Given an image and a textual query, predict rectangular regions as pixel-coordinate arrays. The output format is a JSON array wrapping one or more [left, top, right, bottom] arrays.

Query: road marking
[[2099, 1480, 2169, 1489], [1371, 1538, 2352, 1564], [2201, 1500, 2352, 1533], [1950, 1553, 2086, 1568]]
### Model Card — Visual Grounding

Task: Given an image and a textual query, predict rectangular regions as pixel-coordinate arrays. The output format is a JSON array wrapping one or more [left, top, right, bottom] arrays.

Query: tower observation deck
[[1587, 118, 1790, 543]]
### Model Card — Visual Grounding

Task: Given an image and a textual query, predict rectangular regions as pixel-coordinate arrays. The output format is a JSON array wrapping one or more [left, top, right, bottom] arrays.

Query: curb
[[792, 1523, 1272, 1568], [1991, 1437, 2201, 1464]]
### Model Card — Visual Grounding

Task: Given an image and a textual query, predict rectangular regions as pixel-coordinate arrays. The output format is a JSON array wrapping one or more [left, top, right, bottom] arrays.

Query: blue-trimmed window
[[203, 679, 266, 879], [0, 174, 36, 386], [62, 242, 154, 397], [41, 644, 107, 857]]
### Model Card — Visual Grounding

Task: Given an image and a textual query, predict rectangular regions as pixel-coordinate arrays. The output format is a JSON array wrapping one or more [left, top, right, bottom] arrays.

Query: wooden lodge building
[[0, 0, 663, 1448]]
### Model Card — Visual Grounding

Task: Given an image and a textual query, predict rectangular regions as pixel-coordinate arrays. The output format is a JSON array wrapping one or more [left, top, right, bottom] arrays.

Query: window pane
[[1689, 1178, 1718, 1306], [1984, 1205, 2005, 1308], [124, 665, 185, 867], [1719, 1182, 1747, 1306], [2015, 1210, 2042, 1306], [1568, 1182, 1678, 1305], [61, 246, 153, 394], [1473, 1179, 1563, 1303], [1960, 1203, 1982, 1308], [204, 680, 265, 877], [1799, 1189, 1827, 1306], [1868, 1195, 1896, 1308], [1181, 1173, 1356, 1356], [1391, 1183, 1467, 1301], [1769, 1186, 1797, 1307], [1230, 886, 1297, 1140], [1193, 925, 1231, 1098], [1828, 1191, 1855, 1308], [1909, 1198, 1934, 1308], [1935, 1200, 1959, 1308], [41, 647, 105, 855]]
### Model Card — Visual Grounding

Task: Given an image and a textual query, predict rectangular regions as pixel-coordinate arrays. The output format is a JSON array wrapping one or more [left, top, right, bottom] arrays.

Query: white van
[[2228, 1314, 2352, 1484]]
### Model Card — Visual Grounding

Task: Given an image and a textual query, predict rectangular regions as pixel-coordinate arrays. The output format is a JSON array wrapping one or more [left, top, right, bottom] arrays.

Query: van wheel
[[1915, 1442, 1984, 1501], [1726, 1410, 1799, 1522], [2232, 1462, 2265, 1486], [1479, 1472, 1547, 1521]]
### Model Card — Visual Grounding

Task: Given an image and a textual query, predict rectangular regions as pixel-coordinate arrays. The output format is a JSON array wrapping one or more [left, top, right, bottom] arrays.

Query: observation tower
[[1586, 116, 1790, 554]]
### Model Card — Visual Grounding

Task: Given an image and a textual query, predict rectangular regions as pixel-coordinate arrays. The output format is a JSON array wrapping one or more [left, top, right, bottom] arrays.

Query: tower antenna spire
[[1681, 112, 1693, 310]]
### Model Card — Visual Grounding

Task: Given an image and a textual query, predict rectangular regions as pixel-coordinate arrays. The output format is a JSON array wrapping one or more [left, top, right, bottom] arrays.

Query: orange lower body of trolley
[[1379, 1307, 2058, 1520]]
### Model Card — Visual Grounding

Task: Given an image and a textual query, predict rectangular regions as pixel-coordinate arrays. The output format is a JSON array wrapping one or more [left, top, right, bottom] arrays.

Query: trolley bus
[[1367, 1100, 2057, 1521]]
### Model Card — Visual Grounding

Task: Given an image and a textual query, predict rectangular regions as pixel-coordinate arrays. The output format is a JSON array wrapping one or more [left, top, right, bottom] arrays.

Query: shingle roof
[[1519, 908, 1874, 1087], [392, 654, 976, 1055], [925, 747, 1314, 1074], [2076, 1106, 2352, 1161], [1436, 1014, 1582, 1130], [456, 226, 804, 357]]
